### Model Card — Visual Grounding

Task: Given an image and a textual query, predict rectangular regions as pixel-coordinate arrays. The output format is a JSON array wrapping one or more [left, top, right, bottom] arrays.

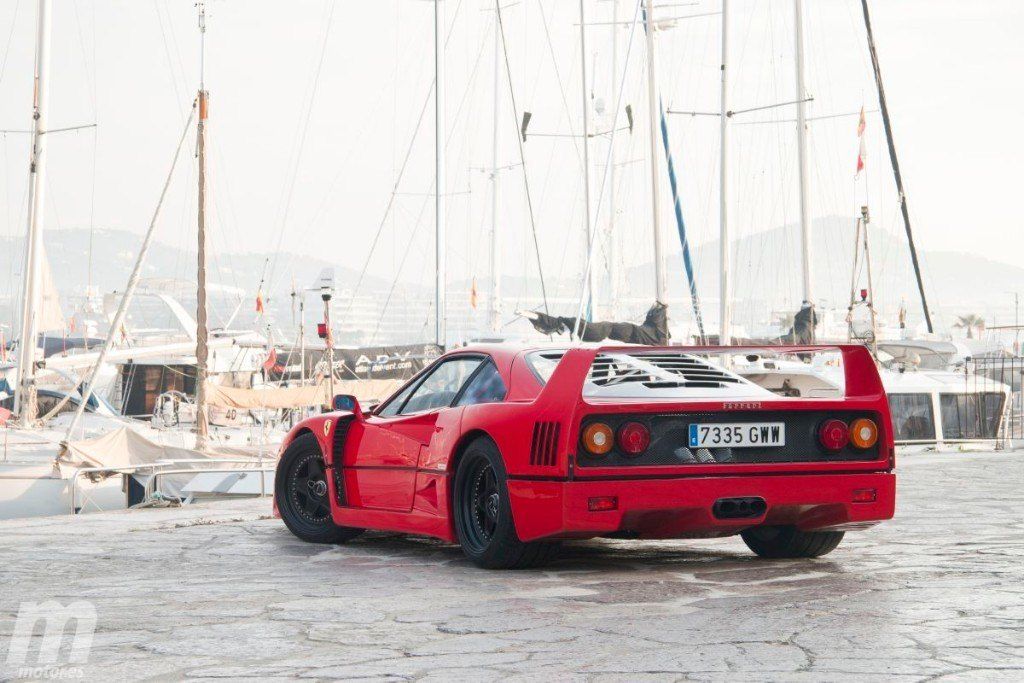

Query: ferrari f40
[[274, 345, 895, 568]]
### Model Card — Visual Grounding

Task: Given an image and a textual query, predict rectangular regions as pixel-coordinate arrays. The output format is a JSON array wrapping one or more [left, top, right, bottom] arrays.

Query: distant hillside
[[0, 228, 394, 333], [630, 215, 1024, 327], [2, 219, 1019, 340]]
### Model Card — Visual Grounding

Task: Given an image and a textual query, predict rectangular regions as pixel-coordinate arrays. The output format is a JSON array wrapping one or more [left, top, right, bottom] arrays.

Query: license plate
[[688, 422, 785, 448]]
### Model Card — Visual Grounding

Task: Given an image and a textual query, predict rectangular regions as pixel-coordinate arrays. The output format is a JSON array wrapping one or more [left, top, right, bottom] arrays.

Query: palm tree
[[955, 314, 986, 339]]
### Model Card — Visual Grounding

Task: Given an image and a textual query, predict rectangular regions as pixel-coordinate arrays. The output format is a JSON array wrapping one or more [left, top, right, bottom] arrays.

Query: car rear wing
[[532, 344, 886, 409]]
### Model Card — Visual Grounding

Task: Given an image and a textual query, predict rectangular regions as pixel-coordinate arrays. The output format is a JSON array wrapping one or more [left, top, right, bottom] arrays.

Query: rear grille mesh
[[530, 421, 561, 466], [589, 353, 741, 389]]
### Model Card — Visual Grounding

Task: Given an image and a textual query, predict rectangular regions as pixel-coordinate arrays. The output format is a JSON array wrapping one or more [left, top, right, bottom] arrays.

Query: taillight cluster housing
[[818, 417, 879, 451], [582, 420, 651, 458], [579, 414, 881, 460]]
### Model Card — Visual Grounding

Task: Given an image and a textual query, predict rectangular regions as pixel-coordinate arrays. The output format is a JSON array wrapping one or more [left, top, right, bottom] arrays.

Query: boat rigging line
[[572, 0, 643, 339], [640, 2, 706, 343], [860, 0, 933, 334], [264, 1, 337, 297], [339, 0, 466, 325], [59, 103, 199, 440], [496, 0, 550, 316]]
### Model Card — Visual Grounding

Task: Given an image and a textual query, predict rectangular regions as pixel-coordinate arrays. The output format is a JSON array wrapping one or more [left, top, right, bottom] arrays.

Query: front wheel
[[453, 438, 559, 569], [275, 432, 362, 544], [741, 525, 844, 559]]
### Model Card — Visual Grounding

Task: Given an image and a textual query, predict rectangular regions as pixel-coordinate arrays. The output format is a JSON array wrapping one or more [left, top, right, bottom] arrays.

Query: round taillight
[[849, 418, 879, 449], [617, 421, 651, 456], [582, 423, 614, 456], [818, 419, 849, 451]]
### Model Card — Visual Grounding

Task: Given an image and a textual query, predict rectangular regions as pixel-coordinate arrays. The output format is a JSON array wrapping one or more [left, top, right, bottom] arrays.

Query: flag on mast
[[256, 290, 265, 315], [856, 106, 867, 177]]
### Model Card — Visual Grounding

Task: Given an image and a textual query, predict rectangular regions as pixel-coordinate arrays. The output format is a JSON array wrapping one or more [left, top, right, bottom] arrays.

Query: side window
[[888, 393, 935, 441], [400, 357, 483, 415], [456, 361, 507, 407], [377, 380, 418, 417]]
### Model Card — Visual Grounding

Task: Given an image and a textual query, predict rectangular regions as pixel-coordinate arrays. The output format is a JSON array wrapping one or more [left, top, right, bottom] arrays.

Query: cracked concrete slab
[[1, 449, 1023, 681]]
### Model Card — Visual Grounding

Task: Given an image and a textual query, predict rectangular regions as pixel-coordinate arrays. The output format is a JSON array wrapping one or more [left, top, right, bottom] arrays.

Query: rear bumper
[[506, 471, 895, 542]]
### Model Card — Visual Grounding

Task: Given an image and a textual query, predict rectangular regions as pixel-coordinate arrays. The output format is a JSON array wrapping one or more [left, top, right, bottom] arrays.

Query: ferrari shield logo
[[323, 420, 332, 437]]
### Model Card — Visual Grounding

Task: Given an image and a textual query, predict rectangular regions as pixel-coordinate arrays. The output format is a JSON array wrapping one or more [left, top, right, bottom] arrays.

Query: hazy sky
[[0, 0, 1021, 321]]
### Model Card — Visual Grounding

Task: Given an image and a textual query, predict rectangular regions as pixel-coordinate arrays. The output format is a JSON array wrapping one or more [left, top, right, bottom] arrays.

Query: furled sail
[[203, 379, 403, 410], [525, 302, 669, 345], [37, 248, 65, 332]]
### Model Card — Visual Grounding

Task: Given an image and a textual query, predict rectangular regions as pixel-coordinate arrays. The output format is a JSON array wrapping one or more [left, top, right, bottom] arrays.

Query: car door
[[344, 355, 485, 511]]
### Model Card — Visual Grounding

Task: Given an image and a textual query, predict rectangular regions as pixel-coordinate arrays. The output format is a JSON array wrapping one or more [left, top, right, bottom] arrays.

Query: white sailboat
[[0, 2, 288, 519]]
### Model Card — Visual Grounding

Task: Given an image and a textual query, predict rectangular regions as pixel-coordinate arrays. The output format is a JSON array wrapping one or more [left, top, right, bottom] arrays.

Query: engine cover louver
[[530, 421, 561, 467]]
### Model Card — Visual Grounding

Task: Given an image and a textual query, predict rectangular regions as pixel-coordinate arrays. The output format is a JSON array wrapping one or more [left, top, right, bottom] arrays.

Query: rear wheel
[[275, 432, 362, 544], [453, 438, 559, 569], [741, 525, 844, 559]]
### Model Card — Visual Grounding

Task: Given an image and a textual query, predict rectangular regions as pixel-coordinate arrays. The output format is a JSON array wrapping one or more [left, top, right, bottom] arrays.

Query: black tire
[[740, 525, 844, 559], [275, 432, 363, 544], [453, 438, 559, 569]]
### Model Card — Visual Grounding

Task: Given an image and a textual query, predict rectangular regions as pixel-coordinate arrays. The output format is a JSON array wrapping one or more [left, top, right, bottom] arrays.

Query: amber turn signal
[[582, 423, 614, 456], [849, 418, 879, 449]]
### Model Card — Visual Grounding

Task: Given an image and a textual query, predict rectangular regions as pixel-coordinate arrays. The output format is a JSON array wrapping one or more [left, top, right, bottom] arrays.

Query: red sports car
[[274, 344, 895, 569]]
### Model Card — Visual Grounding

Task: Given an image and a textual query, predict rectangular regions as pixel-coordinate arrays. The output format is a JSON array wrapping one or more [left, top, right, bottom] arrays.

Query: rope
[[266, 0, 337, 291], [339, 0, 466, 321], [496, 0, 550, 315], [573, 0, 644, 337]]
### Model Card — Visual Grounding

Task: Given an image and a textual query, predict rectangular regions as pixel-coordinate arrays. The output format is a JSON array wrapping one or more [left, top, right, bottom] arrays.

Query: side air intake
[[530, 421, 561, 467]]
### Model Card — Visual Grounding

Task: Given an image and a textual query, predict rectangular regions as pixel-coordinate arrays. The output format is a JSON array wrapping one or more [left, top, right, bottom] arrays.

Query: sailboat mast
[[718, 0, 732, 346], [577, 0, 597, 320], [488, 7, 501, 335], [195, 3, 210, 449], [434, 0, 447, 347], [794, 0, 814, 315], [608, 0, 620, 312], [14, 0, 52, 426], [643, 0, 667, 305], [860, 0, 933, 333]]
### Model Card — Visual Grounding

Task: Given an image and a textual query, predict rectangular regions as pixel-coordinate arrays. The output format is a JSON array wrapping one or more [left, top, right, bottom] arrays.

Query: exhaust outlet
[[712, 497, 767, 520]]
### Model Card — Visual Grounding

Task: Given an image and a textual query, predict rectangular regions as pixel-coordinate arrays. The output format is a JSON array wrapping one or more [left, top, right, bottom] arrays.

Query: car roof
[[443, 343, 543, 364]]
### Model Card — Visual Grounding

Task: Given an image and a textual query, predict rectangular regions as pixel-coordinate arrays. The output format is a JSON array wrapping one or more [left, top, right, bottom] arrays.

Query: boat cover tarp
[[203, 379, 404, 410], [777, 303, 818, 344], [59, 426, 259, 472], [204, 382, 331, 410], [527, 302, 669, 345]]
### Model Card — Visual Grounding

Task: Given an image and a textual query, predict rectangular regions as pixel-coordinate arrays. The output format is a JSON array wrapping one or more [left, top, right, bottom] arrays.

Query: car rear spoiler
[[533, 344, 886, 409]]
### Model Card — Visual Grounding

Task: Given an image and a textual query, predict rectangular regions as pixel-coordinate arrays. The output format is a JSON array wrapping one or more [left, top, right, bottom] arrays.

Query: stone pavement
[[1, 450, 1022, 681]]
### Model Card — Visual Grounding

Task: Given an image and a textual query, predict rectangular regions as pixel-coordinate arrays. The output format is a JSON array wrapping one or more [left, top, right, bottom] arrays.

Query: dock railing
[[70, 458, 274, 515]]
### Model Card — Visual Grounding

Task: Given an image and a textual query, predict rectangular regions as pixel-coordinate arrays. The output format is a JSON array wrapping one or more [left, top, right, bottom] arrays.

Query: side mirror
[[332, 394, 362, 415]]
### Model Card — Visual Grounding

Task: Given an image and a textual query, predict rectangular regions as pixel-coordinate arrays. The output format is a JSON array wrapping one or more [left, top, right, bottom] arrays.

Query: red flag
[[855, 106, 867, 176], [256, 291, 265, 314], [262, 347, 278, 373]]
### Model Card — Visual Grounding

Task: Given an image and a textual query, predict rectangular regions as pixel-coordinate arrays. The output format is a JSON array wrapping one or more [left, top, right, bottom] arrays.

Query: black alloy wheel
[[275, 432, 362, 544], [453, 438, 559, 569]]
